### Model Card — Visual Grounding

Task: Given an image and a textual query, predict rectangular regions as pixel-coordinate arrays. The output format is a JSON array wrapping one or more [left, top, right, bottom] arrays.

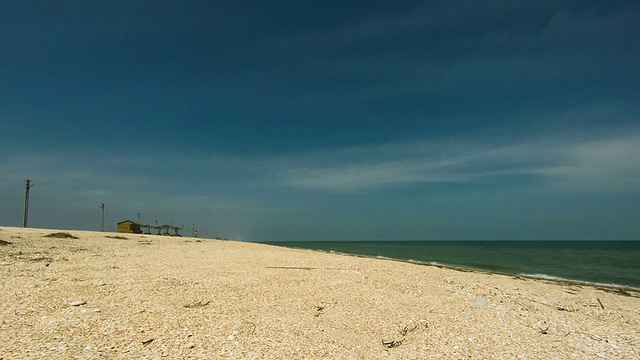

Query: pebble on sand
[[471, 297, 489, 308]]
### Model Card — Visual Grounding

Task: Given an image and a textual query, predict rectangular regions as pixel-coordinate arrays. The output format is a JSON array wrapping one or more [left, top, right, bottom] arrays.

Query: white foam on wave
[[520, 273, 570, 282], [519, 273, 639, 291]]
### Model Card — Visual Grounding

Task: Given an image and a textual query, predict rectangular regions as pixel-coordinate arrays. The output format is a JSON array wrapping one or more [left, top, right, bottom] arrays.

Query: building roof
[[117, 220, 139, 225]]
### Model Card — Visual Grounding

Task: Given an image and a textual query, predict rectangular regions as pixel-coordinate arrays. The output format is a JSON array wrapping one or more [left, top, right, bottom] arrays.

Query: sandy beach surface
[[1, 226, 638, 359]]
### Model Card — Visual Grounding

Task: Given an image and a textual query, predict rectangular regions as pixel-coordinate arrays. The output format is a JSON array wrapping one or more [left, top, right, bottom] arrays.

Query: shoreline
[[2, 226, 639, 358], [265, 241, 640, 294]]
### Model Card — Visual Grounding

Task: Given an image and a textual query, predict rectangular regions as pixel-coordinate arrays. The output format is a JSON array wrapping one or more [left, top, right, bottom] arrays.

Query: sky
[[1, 0, 639, 241]]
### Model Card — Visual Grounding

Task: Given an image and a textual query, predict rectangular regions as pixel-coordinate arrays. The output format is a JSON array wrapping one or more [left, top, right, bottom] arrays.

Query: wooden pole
[[23, 180, 33, 228], [100, 203, 105, 232]]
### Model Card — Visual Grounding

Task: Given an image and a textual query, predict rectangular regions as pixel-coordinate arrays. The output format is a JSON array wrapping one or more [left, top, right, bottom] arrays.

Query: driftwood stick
[[596, 298, 605, 309]]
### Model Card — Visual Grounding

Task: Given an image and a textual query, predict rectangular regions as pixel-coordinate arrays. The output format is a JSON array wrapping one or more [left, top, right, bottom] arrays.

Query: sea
[[263, 241, 640, 290]]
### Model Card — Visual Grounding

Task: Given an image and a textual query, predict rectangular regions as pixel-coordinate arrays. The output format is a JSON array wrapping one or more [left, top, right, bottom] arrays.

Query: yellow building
[[117, 220, 142, 234]]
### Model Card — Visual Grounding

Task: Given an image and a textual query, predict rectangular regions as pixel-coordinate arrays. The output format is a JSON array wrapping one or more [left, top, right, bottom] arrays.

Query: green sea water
[[264, 241, 640, 289]]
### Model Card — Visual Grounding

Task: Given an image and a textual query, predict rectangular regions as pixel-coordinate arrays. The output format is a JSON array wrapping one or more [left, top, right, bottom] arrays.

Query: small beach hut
[[117, 220, 142, 234]]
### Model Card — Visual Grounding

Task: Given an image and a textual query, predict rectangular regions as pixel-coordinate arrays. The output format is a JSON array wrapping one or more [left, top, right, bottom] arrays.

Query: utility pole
[[23, 180, 34, 228], [100, 203, 105, 232]]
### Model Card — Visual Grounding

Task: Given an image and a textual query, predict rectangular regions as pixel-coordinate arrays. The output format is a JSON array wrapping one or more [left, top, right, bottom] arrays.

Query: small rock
[[471, 297, 489, 308], [69, 301, 86, 306], [186, 342, 195, 349]]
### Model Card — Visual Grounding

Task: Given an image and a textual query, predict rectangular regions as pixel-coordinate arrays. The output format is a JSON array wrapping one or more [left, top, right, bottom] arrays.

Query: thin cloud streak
[[536, 135, 640, 191], [3, 129, 638, 198], [279, 132, 640, 193]]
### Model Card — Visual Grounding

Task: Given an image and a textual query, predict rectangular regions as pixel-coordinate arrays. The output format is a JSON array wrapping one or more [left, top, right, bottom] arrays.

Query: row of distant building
[[117, 220, 193, 237]]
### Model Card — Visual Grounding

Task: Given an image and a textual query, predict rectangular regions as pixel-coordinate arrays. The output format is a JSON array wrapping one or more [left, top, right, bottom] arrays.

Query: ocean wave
[[406, 259, 446, 267], [518, 273, 640, 291], [520, 273, 571, 282]]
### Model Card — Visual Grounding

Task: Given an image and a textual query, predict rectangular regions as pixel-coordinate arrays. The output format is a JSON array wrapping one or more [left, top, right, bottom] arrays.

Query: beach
[[1, 226, 638, 359]]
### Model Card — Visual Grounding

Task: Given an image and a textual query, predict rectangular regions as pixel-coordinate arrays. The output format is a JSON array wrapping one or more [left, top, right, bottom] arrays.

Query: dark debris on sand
[[44, 232, 79, 239]]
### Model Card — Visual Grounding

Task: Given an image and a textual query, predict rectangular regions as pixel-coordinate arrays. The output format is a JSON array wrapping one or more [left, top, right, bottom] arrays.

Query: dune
[[1, 226, 638, 359]]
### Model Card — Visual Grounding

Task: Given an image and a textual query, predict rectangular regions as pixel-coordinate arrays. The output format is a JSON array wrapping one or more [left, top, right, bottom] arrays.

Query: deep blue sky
[[1, 1, 639, 240]]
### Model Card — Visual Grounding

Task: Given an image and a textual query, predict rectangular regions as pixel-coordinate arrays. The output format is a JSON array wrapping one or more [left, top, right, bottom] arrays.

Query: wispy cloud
[[4, 125, 638, 199], [535, 134, 640, 191], [276, 130, 640, 193]]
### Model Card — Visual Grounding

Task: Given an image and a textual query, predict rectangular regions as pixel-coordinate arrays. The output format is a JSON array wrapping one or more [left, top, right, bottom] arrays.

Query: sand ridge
[[1, 226, 638, 359]]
